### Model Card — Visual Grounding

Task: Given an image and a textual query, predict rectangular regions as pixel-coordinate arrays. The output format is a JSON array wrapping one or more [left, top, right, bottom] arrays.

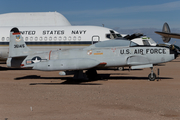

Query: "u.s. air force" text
[[120, 48, 166, 55]]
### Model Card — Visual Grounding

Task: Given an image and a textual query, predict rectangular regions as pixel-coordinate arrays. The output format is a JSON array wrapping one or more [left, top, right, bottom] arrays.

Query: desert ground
[[0, 58, 180, 120]]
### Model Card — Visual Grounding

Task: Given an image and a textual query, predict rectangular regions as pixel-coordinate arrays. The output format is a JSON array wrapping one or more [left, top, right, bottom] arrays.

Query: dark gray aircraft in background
[[155, 22, 180, 54], [7, 28, 177, 81], [155, 22, 180, 42]]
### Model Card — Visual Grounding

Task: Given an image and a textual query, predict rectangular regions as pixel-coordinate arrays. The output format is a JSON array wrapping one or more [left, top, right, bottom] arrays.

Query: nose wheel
[[148, 73, 156, 81], [148, 67, 156, 81]]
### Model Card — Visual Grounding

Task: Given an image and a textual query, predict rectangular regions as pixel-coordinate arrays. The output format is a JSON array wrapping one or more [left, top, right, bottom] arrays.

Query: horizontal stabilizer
[[155, 31, 180, 39], [7, 57, 27, 68], [154, 22, 180, 42]]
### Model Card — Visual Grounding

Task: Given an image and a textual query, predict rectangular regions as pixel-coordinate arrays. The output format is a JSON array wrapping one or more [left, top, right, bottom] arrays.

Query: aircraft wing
[[155, 31, 180, 39]]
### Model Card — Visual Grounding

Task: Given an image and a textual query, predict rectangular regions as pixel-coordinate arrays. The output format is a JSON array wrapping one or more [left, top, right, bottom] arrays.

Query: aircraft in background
[[0, 12, 121, 61], [155, 22, 180, 42], [155, 22, 180, 54], [0, 12, 71, 26], [7, 28, 178, 81]]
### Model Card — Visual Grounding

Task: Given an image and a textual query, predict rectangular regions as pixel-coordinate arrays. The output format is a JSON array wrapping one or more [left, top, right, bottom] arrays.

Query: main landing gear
[[85, 69, 98, 80], [148, 67, 156, 81], [71, 69, 98, 80], [117, 67, 124, 71]]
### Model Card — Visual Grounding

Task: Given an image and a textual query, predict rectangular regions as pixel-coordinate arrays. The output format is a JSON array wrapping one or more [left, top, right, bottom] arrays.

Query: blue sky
[[0, 0, 180, 45]]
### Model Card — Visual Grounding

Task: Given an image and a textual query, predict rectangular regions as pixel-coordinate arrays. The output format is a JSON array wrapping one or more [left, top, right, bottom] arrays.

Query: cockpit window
[[116, 34, 122, 38], [110, 30, 115, 34], [110, 30, 117, 39], [142, 40, 150, 46], [106, 34, 111, 39], [148, 38, 156, 45], [130, 41, 138, 47], [106, 30, 122, 39]]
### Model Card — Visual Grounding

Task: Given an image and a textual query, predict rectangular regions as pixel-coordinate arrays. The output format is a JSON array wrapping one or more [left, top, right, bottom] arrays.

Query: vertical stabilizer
[[162, 22, 171, 43], [9, 27, 30, 57]]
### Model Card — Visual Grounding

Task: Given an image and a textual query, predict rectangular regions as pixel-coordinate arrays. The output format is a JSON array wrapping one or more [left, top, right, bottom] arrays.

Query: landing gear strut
[[148, 67, 156, 81], [70, 69, 98, 80], [73, 70, 88, 80]]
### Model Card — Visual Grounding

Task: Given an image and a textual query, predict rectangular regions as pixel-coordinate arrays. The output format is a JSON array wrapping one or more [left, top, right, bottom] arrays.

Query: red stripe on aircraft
[[13, 32, 21, 35], [99, 62, 107, 65], [49, 50, 52, 60]]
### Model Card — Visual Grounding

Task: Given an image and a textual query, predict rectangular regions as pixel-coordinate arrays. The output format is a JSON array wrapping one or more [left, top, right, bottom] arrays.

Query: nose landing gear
[[148, 67, 156, 81]]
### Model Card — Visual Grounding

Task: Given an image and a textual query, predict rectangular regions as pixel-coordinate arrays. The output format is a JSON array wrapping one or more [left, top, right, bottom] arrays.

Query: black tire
[[86, 69, 97, 80], [117, 67, 124, 71], [148, 73, 156, 81]]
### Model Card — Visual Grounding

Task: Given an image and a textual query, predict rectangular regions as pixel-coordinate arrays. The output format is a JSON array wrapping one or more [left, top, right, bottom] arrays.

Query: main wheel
[[117, 67, 124, 71], [148, 73, 156, 81]]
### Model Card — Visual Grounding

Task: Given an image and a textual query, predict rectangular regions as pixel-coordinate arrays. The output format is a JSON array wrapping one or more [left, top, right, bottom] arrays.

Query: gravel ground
[[0, 58, 180, 120]]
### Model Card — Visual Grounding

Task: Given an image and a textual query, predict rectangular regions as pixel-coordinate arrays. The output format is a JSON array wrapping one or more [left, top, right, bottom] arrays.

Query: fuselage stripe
[[12, 32, 21, 35]]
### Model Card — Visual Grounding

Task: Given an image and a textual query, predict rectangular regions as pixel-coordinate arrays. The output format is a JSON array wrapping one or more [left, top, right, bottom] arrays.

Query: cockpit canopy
[[87, 39, 138, 49], [131, 37, 157, 46]]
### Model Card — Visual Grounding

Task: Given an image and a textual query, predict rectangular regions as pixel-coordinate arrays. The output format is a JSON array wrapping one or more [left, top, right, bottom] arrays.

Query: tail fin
[[162, 22, 171, 43], [9, 27, 30, 57]]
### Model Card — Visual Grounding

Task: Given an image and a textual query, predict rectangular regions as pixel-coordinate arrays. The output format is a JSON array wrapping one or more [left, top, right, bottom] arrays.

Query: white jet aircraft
[[7, 28, 178, 81]]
